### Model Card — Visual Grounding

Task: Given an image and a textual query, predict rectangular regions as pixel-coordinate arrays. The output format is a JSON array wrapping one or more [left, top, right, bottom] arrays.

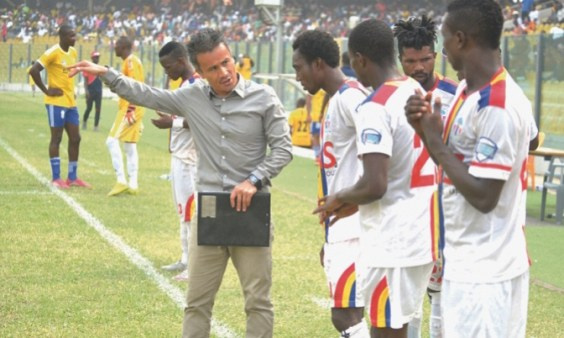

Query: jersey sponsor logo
[[452, 117, 464, 136], [475, 137, 498, 162], [361, 129, 382, 145]]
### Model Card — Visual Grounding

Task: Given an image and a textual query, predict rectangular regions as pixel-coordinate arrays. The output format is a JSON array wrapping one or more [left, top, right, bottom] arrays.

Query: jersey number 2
[[411, 135, 434, 188]]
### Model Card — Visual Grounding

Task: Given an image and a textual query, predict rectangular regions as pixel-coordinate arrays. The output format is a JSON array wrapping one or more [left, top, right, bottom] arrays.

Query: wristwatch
[[247, 174, 262, 190]]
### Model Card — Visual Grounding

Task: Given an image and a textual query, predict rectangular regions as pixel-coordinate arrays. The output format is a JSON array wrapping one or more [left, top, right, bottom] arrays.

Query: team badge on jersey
[[475, 137, 498, 162], [361, 129, 382, 145]]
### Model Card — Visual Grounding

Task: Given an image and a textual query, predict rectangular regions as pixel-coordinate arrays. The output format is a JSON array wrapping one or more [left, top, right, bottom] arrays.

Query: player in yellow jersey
[[106, 36, 146, 196], [306, 88, 329, 163], [235, 53, 254, 80], [29, 25, 91, 189], [288, 97, 311, 147]]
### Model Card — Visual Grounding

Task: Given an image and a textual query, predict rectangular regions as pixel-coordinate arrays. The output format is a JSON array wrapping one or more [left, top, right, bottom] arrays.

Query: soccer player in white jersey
[[315, 19, 439, 338], [405, 0, 535, 336], [150, 41, 200, 282], [393, 14, 457, 338], [292, 30, 370, 338]]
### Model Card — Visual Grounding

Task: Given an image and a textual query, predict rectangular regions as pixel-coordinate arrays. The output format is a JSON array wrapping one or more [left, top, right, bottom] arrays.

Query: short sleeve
[[468, 106, 517, 181], [354, 101, 393, 158]]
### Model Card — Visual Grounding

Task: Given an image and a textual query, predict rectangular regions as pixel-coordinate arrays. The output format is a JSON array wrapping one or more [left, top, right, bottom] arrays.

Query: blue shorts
[[310, 122, 321, 135], [46, 105, 79, 128]]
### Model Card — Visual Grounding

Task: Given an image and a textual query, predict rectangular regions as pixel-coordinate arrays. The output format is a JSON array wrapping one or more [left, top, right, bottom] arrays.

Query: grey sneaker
[[161, 261, 187, 271], [82, 121, 87, 130]]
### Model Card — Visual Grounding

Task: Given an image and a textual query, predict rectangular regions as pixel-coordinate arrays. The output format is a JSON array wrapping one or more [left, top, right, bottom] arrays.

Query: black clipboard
[[197, 191, 271, 247]]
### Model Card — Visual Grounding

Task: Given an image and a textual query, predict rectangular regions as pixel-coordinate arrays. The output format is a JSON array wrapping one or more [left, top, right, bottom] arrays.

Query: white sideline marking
[[310, 296, 332, 310], [292, 146, 315, 159], [77, 158, 112, 175], [0, 190, 52, 195], [0, 137, 238, 338]]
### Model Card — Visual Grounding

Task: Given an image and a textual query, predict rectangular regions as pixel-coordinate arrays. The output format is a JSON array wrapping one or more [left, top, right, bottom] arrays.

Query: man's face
[[195, 43, 237, 97], [399, 46, 436, 88], [441, 15, 462, 72], [114, 41, 123, 58], [60, 29, 76, 47], [91, 56, 99, 64], [292, 50, 320, 95], [159, 54, 184, 81]]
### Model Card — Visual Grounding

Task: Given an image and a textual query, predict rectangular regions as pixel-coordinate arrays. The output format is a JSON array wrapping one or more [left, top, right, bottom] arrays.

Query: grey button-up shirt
[[102, 69, 293, 192]]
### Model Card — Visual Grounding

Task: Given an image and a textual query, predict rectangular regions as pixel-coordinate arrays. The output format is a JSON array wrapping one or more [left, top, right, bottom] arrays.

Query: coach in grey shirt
[[70, 29, 292, 338]]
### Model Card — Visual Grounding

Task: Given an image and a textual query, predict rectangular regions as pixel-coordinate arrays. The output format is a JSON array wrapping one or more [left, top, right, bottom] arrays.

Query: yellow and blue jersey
[[37, 44, 77, 107]]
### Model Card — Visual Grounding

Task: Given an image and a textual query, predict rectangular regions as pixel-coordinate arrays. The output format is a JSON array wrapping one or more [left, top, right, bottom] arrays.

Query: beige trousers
[[182, 214, 274, 338]]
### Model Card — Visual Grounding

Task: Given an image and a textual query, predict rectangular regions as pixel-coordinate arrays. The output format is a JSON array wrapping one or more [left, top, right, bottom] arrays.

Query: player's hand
[[420, 96, 444, 140], [150, 111, 173, 129], [313, 194, 344, 226], [125, 105, 136, 126], [67, 60, 108, 78], [405, 89, 432, 137], [46, 88, 63, 96], [230, 180, 257, 212]]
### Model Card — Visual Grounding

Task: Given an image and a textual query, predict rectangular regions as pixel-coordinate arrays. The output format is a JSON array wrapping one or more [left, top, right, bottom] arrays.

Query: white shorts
[[171, 157, 196, 222], [323, 238, 363, 308], [362, 263, 433, 329], [442, 271, 529, 338]]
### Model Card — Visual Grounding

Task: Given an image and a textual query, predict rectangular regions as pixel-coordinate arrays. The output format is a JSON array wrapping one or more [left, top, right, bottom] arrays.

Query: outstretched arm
[[68, 60, 185, 116]]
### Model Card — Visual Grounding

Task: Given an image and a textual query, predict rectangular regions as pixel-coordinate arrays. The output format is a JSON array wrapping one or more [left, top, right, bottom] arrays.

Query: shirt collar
[[208, 74, 246, 99]]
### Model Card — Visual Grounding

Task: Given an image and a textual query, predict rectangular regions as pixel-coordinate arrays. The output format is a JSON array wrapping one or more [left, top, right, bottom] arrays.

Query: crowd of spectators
[[1, 0, 448, 45], [1, 0, 562, 46]]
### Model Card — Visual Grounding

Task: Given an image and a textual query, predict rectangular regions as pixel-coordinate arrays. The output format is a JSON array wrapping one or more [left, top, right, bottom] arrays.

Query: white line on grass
[[310, 296, 331, 310], [292, 145, 315, 159], [0, 137, 238, 338], [0, 190, 52, 195]]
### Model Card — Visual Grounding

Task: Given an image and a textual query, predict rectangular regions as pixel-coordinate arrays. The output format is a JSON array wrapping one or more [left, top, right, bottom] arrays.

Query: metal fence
[[1, 33, 562, 147]]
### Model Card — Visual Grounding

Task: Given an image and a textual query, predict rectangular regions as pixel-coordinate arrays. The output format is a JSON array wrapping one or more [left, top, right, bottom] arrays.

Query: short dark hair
[[58, 24, 72, 37], [446, 0, 503, 50], [187, 28, 227, 69], [394, 15, 437, 55], [159, 41, 188, 59], [116, 36, 132, 49], [348, 19, 395, 67], [292, 30, 340, 68]]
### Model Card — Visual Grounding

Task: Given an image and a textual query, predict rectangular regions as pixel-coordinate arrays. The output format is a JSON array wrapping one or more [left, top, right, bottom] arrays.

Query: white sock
[[123, 142, 138, 189], [180, 220, 190, 265], [106, 137, 126, 184], [407, 305, 422, 338], [429, 292, 442, 338], [341, 320, 369, 338]]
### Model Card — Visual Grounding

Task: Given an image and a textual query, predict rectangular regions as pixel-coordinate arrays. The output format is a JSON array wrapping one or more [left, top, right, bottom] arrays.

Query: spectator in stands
[[521, 0, 535, 23]]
